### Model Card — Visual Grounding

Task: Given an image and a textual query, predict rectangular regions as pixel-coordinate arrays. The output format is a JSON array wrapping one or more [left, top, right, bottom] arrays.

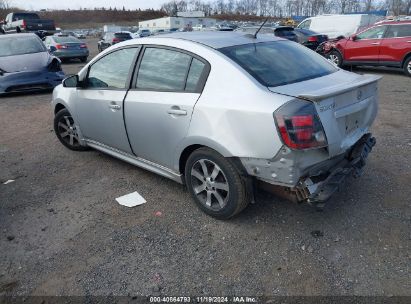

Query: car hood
[[0, 52, 50, 73]]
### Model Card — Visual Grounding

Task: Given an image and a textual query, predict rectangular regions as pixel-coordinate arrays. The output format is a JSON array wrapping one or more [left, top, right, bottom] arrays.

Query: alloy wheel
[[57, 115, 80, 147], [190, 159, 229, 211], [328, 54, 340, 66], [407, 61, 411, 74]]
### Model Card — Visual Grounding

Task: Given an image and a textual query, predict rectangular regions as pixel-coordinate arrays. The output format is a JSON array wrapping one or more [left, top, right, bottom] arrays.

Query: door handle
[[371, 42, 380, 45], [407, 41, 411, 43], [108, 103, 121, 110], [167, 106, 187, 116]]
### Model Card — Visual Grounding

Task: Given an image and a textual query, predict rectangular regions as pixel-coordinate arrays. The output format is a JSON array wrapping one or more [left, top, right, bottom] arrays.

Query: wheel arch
[[54, 103, 66, 114], [175, 138, 234, 176], [401, 52, 411, 68]]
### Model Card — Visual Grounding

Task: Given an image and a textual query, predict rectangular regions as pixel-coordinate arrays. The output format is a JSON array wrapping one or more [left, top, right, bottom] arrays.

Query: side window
[[357, 26, 387, 40], [87, 48, 139, 89], [298, 19, 311, 29], [385, 25, 411, 38], [185, 58, 206, 92], [136, 48, 192, 91]]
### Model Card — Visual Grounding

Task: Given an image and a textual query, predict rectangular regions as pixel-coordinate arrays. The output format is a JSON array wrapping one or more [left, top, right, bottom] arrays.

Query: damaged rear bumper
[[258, 133, 376, 207]]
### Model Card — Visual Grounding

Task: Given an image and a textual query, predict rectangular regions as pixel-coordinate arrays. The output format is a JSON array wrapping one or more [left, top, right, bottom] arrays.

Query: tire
[[404, 57, 411, 77], [54, 108, 89, 151], [327, 50, 343, 68], [97, 45, 102, 52], [80, 57, 87, 63], [184, 148, 250, 219]]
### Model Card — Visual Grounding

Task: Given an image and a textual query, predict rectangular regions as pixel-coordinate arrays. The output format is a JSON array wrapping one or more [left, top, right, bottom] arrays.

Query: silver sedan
[[52, 32, 380, 219]]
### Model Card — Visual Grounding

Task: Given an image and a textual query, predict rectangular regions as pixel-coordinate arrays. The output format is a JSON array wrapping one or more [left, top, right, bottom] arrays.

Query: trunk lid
[[269, 70, 381, 157]]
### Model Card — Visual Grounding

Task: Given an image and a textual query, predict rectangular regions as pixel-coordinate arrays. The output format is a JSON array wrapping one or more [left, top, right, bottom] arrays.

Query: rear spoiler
[[297, 74, 382, 102]]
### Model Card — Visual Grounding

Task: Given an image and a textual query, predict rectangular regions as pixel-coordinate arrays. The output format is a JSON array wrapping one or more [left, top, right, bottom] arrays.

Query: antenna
[[254, 18, 269, 38]]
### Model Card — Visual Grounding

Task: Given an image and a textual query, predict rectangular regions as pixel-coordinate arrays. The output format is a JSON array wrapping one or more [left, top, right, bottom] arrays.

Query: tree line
[[160, 0, 411, 17]]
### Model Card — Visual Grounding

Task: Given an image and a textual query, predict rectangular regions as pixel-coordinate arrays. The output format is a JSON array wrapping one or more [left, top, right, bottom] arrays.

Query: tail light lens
[[112, 38, 120, 43], [22, 20, 26, 29], [307, 36, 318, 42], [274, 99, 327, 150], [56, 44, 68, 49], [80, 44, 87, 48]]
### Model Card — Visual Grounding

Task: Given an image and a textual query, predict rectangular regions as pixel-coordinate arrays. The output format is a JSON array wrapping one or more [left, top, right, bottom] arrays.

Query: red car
[[326, 21, 411, 77]]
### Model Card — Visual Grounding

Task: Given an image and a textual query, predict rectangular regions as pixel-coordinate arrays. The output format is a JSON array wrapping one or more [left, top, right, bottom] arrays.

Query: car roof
[[376, 21, 411, 25], [0, 33, 38, 39], [149, 31, 282, 49]]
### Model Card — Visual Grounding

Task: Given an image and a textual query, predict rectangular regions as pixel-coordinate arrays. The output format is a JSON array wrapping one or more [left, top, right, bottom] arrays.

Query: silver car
[[52, 32, 380, 219]]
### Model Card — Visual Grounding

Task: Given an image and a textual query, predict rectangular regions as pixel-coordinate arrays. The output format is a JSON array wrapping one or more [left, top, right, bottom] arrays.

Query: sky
[[12, 0, 166, 10]]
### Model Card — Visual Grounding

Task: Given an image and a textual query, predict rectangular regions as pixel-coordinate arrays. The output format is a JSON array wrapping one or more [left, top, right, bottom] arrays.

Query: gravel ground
[[0, 38, 410, 297]]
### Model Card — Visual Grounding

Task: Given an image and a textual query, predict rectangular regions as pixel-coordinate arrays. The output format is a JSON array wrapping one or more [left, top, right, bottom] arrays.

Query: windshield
[[219, 41, 337, 87], [0, 36, 46, 57], [53, 36, 80, 43]]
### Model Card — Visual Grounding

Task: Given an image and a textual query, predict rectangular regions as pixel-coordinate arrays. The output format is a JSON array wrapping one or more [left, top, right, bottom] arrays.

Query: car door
[[124, 46, 210, 169], [344, 25, 387, 62], [379, 24, 411, 64], [75, 47, 140, 153], [4, 14, 12, 32]]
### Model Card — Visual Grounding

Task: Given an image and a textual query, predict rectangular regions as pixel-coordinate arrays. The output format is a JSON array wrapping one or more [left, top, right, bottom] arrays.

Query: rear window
[[295, 28, 318, 36], [115, 33, 132, 38], [219, 41, 337, 87], [53, 36, 80, 43], [0, 36, 46, 57], [275, 28, 295, 36], [13, 13, 40, 21]]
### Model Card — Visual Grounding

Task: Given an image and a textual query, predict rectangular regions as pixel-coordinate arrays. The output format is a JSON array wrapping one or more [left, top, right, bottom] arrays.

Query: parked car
[[1, 12, 56, 37], [52, 32, 379, 219], [0, 33, 64, 94], [74, 32, 86, 39], [297, 14, 383, 39], [293, 28, 328, 50], [236, 26, 298, 42], [44, 35, 89, 62], [136, 29, 151, 37], [324, 21, 411, 77], [98, 32, 133, 52]]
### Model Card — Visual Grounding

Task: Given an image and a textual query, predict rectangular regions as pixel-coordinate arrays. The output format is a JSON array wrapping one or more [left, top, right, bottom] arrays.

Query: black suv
[[98, 32, 133, 52]]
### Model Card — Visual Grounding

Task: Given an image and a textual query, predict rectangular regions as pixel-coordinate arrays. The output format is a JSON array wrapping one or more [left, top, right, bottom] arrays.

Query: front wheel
[[327, 50, 343, 67], [54, 108, 89, 151], [404, 57, 411, 77], [185, 148, 250, 219]]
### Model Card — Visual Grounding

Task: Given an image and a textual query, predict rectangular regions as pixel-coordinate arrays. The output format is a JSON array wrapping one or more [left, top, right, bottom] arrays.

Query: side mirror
[[49, 46, 57, 52], [63, 75, 81, 88], [351, 34, 357, 41]]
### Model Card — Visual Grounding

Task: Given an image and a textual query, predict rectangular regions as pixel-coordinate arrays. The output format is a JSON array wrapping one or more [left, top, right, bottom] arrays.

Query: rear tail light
[[21, 20, 26, 29], [56, 44, 68, 49], [80, 44, 87, 48], [274, 99, 327, 150], [112, 38, 120, 43], [307, 36, 318, 42]]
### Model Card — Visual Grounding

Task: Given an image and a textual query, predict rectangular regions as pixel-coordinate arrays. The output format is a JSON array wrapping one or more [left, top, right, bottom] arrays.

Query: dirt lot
[[0, 38, 410, 297]]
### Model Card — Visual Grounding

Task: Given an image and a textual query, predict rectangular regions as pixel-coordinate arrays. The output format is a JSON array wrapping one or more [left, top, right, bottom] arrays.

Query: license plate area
[[344, 110, 363, 135]]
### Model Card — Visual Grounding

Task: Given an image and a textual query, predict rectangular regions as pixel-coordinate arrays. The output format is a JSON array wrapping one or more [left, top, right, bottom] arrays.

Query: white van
[[297, 14, 384, 39]]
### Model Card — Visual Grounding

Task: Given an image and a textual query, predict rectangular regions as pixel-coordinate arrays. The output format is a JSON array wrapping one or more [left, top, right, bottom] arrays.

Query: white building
[[138, 16, 217, 31]]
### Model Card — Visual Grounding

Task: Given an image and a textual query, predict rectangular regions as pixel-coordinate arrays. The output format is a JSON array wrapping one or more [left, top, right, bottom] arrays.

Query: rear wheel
[[404, 57, 411, 77], [184, 148, 250, 219], [54, 109, 88, 151], [327, 50, 343, 67], [80, 57, 87, 63]]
